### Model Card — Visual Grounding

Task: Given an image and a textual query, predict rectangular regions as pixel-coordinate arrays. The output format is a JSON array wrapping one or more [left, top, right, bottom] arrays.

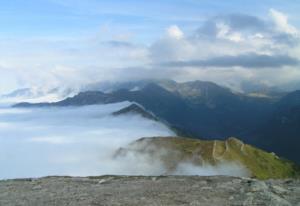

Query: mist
[[0, 102, 249, 179]]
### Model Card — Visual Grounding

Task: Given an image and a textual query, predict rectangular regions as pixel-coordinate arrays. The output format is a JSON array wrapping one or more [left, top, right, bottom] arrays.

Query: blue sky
[[1, 0, 300, 42], [1, 0, 300, 95]]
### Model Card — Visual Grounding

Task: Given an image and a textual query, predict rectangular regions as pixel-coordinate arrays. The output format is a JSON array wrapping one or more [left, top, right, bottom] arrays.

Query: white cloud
[[0, 103, 250, 179], [144, 9, 300, 90], [216, 23, 244, 42], [0, 9, 300, 94], [0, 102, 175, 179], [269, 8, 298, 35], [166, 25, 184, 40]]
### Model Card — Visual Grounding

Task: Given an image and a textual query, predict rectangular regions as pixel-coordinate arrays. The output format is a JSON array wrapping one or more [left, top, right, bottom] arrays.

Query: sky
[[1, 0, 300, 93]]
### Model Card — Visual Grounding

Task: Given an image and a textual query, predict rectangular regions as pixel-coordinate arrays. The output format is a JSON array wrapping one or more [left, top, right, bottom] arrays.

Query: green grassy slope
[[127, 137, 300, 179]]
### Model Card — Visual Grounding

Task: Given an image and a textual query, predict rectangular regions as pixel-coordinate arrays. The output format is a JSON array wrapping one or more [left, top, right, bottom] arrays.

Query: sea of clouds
[[0, 102, 248, 179]]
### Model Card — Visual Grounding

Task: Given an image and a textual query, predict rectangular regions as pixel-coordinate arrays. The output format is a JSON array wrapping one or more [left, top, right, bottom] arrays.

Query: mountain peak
[[112, 103, 158, 121], [141, 83, 167, 93], [156, 80, 236, 107]]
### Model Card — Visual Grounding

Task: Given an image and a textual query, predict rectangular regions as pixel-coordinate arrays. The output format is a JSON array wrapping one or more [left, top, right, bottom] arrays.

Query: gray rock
[[0, 176, 299, 206], [249, 180, 269, 192], [271, 185, 289, 195]]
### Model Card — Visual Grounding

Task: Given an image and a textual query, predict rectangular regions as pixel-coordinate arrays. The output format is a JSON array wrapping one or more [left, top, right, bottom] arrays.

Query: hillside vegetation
[[121, 137, 300, 179]]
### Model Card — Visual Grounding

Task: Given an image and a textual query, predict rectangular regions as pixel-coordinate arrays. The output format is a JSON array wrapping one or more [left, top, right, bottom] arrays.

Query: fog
[[0, 102, 249, 179], [0, 102, 172, 179]]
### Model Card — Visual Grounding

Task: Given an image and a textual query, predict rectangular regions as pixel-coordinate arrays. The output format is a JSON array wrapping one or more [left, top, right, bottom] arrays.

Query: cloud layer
[[0, 9, 300, 93], [161, 53, 299, 68], [0, 102, 173, 179], [0, 103, 249, 179]]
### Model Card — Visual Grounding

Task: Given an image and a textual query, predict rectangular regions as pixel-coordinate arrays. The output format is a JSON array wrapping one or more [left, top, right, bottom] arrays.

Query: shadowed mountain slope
[[14, 82, 273, 139], [251, 90, 300, 164], [112, 103, 158, 121], [13, 80, 300, 164]]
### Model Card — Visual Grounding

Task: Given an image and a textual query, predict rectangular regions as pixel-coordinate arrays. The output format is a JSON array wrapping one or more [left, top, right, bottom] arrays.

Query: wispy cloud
[[1, 5, 300, 93], [160, 53, 299, 68]]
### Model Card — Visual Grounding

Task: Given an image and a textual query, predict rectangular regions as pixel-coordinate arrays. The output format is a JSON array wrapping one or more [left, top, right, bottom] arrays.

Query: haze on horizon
[[1, 0, 300, 95]]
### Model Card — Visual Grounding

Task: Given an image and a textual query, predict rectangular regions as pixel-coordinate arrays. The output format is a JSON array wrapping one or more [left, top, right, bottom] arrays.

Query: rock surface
[[0, 176, 299, 206]]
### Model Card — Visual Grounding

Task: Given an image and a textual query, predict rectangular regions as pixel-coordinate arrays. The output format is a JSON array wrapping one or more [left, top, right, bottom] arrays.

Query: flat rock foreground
[[0, 176, 299, 206]]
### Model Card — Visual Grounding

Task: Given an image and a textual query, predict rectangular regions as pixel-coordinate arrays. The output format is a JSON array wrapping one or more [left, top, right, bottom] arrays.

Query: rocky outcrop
[[0, 176, 299, 206]]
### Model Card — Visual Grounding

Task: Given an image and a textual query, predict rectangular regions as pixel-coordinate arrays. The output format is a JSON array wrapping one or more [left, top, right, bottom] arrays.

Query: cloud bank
[[0, 103, 248, 179], [0, 102, 171, 179], [0, 9, 300, 93], [161, 53, 299, 68]]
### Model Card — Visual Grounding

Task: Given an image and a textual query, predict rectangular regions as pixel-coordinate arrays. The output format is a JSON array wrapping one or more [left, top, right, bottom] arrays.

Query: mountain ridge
[[112, 103, 158, 121], [12, 80, 300, 164], [116, 136, 300, 179]]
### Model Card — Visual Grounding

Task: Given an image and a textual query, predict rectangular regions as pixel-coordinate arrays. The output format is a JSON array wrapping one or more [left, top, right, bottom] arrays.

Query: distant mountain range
[[1, 87, 76, 103], [13, 79, 300, 164]]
